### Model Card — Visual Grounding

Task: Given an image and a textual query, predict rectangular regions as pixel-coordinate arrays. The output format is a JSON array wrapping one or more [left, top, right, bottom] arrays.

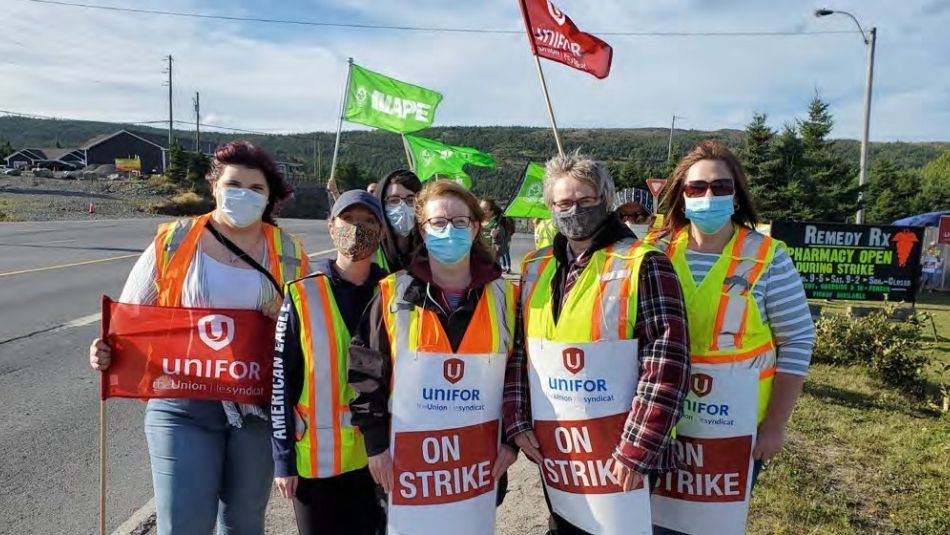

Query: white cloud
[[0, 0, 947, 141]]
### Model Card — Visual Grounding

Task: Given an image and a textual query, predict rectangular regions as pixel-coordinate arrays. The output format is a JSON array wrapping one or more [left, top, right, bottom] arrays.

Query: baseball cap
[[331, 190, 384, 224]]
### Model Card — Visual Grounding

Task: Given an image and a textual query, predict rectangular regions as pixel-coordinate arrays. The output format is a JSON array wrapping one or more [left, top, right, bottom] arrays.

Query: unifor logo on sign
[[546, 0, 567, 25], [562, 347, 584, 374], [197, 315, 235, 351], [443, 358, 465, 384], [690, 373, 713, 398]]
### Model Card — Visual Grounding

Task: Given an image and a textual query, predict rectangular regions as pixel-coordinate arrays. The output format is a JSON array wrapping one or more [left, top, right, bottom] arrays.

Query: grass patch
[[148, 191, 213, 216], [747, 293, 950, 534]]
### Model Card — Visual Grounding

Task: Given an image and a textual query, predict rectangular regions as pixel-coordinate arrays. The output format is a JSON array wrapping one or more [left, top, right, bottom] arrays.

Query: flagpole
[[532, 57, 564, 156], [98, 295, 111, 535], [518, 0, 564, 156], [401, 135, 414, 170], [99, 399, 107, 535], [328, 57, 353, 202]]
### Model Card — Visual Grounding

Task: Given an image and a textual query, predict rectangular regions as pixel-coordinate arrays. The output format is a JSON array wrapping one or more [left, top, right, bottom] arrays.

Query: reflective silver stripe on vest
[[519, 247, 553, 311], [163, 218, 196, 260], [715, 232, 772, 352], [488, 278, 514, 351], [596, 239, 637, 342], [297, 275, 340, 478], [390, 273, 416, 352], [276, 230, 302, 282]]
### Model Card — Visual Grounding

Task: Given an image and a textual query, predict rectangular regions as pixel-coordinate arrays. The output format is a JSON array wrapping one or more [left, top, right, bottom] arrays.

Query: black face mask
[[552, 201, 609, 240]]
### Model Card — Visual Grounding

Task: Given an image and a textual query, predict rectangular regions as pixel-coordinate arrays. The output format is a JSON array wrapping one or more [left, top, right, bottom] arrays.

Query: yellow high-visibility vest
[[520, 238, 652, 342], [648, 225, 780, 422], [286, 273, 368, 479]]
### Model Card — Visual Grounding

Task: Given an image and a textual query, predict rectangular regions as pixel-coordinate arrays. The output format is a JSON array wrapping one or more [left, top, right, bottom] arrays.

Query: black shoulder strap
[[204, 223, 283, 297]]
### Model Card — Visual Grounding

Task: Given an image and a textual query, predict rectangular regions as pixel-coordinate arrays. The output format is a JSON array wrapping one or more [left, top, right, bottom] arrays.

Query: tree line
[[1, 106, 948, 223]]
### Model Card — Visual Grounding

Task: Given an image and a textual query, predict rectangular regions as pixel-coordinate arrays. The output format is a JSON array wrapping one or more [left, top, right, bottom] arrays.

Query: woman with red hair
[[89, 141, 309, 535]]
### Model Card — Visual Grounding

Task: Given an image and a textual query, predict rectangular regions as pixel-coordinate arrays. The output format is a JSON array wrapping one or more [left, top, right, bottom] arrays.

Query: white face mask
[[217, 187, 268, 228], [385, 202, 415, 237]]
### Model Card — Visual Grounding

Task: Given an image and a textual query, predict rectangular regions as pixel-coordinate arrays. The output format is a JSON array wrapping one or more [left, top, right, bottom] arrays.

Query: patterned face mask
[[330, 222, 380, 261]]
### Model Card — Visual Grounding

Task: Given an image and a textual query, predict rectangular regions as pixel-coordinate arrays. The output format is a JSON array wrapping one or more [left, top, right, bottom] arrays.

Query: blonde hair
[[543, 150, 616, 208]]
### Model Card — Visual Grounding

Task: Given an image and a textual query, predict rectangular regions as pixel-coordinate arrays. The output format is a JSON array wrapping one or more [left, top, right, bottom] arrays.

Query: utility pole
[[164, 55, 173, 149], [313, 132, 320, 184], [193, 92, 200, 152], [667, 115, 681, 163]]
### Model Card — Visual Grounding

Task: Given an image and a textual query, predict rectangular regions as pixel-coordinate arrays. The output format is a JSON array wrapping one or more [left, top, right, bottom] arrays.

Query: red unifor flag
[[99, 296, 275, 405], [519, 0, 613, 79]]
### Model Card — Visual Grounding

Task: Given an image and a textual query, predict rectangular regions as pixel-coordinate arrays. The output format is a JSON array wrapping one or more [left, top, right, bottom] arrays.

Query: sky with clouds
[[2, 0, 948, 141]]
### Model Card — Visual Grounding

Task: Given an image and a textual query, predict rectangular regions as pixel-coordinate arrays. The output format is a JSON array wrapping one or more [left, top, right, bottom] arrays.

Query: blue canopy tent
[[891, 211, 950, 227]]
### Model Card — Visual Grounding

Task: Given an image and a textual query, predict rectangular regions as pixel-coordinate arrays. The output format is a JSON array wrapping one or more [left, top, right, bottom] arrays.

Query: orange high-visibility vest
[[152, 212, 308, 306]]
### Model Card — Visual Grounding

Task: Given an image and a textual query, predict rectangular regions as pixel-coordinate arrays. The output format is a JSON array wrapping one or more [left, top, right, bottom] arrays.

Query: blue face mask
[[684, 195, 735, 234], [425, 225, 473, 265]]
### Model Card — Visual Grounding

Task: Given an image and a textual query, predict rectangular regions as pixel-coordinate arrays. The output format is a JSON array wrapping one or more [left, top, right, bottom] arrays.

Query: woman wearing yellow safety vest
[[88, 141, 309, 535], [348, 180, 518, 535], [503, 152, 690, 535], [270, 190, 389, 534], [647, 141, 815, 535], [373, 169, 423, 272]]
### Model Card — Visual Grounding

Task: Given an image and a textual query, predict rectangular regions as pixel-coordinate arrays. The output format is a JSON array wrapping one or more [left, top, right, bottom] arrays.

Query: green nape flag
[[343, 64, 442, 134], [504, 162, 550, 219], [405, 135, 495, 189]]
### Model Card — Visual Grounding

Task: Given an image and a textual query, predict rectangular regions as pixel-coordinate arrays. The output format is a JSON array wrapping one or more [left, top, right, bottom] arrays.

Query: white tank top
[[201, 252, 264, 310]]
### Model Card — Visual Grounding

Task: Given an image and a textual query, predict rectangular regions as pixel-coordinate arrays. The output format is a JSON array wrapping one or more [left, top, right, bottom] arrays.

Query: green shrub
[[813, 303, 931, 394]]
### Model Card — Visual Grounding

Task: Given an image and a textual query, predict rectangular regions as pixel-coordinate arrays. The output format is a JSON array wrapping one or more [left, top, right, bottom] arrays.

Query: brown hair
[[415, 180, 493, 261], [659, 140, 759, 235], [207, 141, 291, 226]]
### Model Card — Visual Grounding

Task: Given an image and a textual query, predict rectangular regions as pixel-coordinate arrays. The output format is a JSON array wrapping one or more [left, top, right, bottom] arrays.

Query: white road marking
[[307, 248, 337, 258], [0, 312, 101, 345], [21, 239, 78, 245]]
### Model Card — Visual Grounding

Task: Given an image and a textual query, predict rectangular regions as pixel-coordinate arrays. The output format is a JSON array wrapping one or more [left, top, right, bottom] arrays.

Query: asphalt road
[[0, 217, 534, 534]]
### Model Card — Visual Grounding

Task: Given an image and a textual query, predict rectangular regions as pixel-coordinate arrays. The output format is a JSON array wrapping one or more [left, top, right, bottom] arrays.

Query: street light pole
[[815, 9, 876, 224], [858, 27, 876, 224]]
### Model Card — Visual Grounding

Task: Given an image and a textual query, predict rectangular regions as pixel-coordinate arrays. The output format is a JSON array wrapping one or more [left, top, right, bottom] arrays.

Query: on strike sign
[[653, 436, 752, 502], [392, 421, 499, 506], [100, 296, 275, 405], [534, 413, 637, 493]]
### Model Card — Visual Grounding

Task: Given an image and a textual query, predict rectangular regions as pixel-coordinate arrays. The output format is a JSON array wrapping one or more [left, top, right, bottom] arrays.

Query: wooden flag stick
[[99, 399, 107, 535], [98, 295, 111, 535]]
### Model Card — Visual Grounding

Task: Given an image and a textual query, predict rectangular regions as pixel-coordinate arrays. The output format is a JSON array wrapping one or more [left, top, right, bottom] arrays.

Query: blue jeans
[[651, 461, 764, 535], [145, 399, 274, 535]]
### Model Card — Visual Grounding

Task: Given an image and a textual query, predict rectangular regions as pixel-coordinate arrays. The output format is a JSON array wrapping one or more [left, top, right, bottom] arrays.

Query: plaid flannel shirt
[[502, 238, 690, 474]]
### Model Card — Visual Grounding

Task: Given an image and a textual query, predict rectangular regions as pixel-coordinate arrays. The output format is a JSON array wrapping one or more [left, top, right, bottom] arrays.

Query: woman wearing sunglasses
[[347, 180, 518, 535], [647, 141, 814, 535]]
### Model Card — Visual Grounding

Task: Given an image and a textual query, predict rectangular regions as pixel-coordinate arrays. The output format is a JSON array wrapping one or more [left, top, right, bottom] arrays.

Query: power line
[[24, 0, 861, 37]]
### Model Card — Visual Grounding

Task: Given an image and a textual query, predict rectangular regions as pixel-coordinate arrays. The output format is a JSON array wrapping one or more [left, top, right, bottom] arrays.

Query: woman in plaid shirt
[[502, 152, 690, 535]]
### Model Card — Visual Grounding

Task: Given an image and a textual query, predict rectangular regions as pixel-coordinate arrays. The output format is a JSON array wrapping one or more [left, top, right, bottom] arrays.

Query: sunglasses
[[683, 179, 735, 198]]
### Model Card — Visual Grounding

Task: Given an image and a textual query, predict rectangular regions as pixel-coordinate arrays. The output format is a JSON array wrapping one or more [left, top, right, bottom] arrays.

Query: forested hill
[[1, 115, 948, 204]]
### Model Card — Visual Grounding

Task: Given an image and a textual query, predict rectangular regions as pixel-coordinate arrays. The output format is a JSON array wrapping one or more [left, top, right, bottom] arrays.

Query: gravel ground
[[0, 175, 167, 221], [138, 456, 549, 534]]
